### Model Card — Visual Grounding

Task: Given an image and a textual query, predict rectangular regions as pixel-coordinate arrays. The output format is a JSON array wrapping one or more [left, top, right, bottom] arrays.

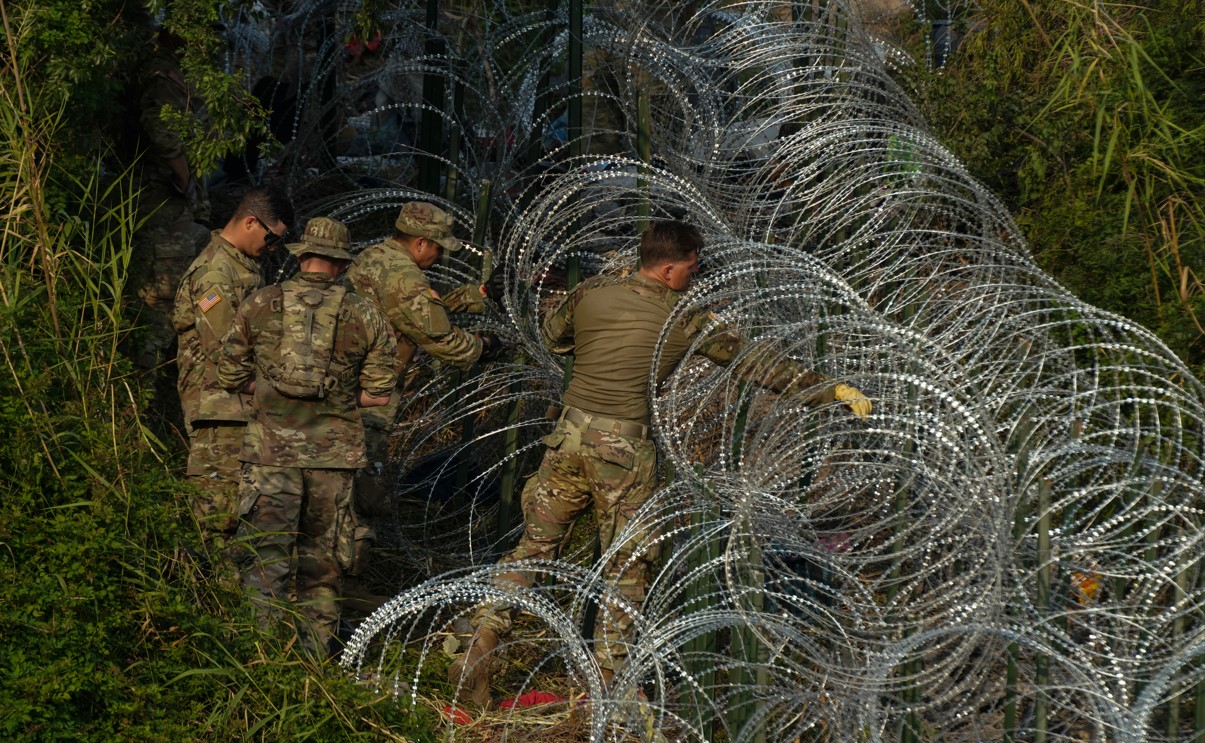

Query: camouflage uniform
[[134, 44, 212, 363], [219, 219, 398, 654], [476, 271, 834, 672], [343, 202, 484, 523], [173, 232, 265, 540]]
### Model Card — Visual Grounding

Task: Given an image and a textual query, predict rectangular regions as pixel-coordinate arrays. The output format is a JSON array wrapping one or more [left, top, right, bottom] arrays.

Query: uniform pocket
[[334, 507, 359, 574], [586, 430, 636, 469], [237, 467, 259, 517], [541, 429, 568, 449]]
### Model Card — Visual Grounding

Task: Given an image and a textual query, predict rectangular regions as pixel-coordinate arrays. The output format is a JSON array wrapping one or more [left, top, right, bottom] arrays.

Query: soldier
[[131, 23, 214, 368], [343, 201, 502, 575], [218, 217, 398, 657], [173, 186, 294, 546], [449, 221, 872, 705]]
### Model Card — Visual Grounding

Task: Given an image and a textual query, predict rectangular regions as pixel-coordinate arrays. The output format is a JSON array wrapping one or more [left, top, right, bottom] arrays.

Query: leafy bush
[[902, 0, 1205, 376], [0, 4, 437, 740]]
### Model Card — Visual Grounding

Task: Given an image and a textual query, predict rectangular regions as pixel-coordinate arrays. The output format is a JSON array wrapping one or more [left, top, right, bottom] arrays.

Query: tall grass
[[1049, 2, 1205, 340], [909, 0, 1205, 373], [0, 5, 437, 739]]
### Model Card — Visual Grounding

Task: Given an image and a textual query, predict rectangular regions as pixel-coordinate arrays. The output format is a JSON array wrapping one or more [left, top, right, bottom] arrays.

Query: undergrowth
[[0, 5, 436, 740]]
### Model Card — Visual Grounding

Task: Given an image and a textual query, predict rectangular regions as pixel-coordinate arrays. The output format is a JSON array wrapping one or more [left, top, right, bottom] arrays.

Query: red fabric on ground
[[498, 690, 565, 709], [441, 705, 474, 725]]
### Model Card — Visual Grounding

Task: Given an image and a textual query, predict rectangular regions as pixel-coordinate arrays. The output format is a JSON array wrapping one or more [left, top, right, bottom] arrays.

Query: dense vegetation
[[904, 0, 1205, 376], [0, 0, 1201, 739], [0, 1, 436, 739]]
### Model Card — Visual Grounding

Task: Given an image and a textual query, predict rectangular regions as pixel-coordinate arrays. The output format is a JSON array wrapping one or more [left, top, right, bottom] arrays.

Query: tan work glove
[[833, 383, 872, 419]]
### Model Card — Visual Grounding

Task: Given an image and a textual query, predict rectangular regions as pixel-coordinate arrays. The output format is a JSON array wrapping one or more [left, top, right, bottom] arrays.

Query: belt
[[562, 406, 649, 440]]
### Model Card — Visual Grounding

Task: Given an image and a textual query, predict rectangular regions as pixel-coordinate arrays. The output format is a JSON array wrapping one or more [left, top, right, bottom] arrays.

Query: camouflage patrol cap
[[395, 201, 462, 252], [287, 217, 354, 261]]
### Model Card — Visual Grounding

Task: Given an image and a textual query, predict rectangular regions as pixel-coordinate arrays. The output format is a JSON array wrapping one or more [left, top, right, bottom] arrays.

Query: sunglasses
[[250, 212, 287, 249]]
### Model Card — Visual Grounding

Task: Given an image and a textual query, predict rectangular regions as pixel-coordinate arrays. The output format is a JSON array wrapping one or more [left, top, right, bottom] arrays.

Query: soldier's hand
[[482, 271, 506, 302], [175, 174, 201, 212], [833, 383, 872, 419], [477, 333, 504, 363]]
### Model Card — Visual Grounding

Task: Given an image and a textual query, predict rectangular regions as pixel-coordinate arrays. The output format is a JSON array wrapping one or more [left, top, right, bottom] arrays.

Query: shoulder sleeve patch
[[198, 290, 223, 313]]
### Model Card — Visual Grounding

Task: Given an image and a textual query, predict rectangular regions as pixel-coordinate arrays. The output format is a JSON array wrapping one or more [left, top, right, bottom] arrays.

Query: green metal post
[[730, 382, 752, 467], [1196, 553, 1205, 742], [473, 180, 493, 248], [729, 539, 767, 742], [520, 0, 562, 165], [681, 462, 718, 740], [493, 354, 526, 544], [1004, 414, 1036, 742], [418, 0, 445, 195], [1035, 478, 1052, 743], [1168, 528, 1189, 741], [1003, 639, 1020, 743], [444, 80, 465, 202], [449, 181, 496, 502], [568, 0, 583, 162], [889, 380, 918, 743], [636, 77, 651, 235], [727, 389, 763, 741], [563, 0, 584, 368]]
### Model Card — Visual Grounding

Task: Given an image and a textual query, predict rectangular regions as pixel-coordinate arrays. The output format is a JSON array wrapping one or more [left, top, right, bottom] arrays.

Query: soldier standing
[[449, 220, 872, 705], [173, 186, 294, 546], [343, 201, 502, 574], [218, 217, 398, 657], [131, 23, 214, 368]]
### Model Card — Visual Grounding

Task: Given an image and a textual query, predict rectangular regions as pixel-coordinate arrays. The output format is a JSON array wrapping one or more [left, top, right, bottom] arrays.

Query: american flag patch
[[198, 290, 222, 313]]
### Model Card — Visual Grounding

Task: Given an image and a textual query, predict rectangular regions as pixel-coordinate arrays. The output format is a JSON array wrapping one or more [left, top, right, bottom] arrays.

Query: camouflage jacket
[[218, 272, 399, 469], [343, 238, 482, 374], [544, 271, 834, 424], [135, 45, 210, 222], [173, 232, 263, 425]]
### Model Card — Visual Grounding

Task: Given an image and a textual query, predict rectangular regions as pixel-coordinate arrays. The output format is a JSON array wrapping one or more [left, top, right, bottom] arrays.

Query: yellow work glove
[[833, 383, 872, 419]]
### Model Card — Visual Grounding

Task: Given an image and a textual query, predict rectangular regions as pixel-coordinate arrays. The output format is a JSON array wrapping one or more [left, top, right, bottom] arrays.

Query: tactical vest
[[266, 283, 354, 399]]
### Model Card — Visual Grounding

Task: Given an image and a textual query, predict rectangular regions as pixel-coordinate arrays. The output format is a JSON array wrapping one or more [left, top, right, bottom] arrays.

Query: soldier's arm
[[192, 269, 243, 361], [139, 73, 187, 164], [398, 288, 483, 371], [358, 304, 400, 401], [217, 297, 257, 393], [690, 312, 836, 406], [138, 64, 195, 193], [440, 283, 486, 314], [539, 287, 578, 355]]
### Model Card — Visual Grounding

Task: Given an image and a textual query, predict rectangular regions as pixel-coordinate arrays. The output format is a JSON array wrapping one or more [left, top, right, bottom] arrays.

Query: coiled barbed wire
[[222, 0, 1205, 739]]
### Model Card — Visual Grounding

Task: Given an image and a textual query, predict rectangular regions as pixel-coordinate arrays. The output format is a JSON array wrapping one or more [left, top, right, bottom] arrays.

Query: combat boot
[[447, 626, 499, 707]]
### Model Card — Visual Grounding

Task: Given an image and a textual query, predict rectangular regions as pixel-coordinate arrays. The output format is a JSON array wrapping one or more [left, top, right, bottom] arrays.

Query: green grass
[[0, 8, 437, 740]]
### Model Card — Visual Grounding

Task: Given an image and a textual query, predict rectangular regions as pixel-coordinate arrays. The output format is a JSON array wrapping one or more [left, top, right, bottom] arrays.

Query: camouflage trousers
[[353, 389, 404, 572], [234, 465, 358, 656], [186, 421, 245, 541], [473, 408, 658, 672]]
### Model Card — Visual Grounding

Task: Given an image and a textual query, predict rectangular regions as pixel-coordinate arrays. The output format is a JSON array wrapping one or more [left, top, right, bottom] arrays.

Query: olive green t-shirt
[[542, 271, 832, 425]]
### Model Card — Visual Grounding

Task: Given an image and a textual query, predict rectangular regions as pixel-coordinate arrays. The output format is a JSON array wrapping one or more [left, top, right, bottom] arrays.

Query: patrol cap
[[287, 217, 354, 261], [395, 201, 462, 252]]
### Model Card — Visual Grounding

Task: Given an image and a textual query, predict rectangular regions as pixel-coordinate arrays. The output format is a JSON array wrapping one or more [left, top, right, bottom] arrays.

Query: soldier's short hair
[[639, 221, 703, 267], [231, 185, 295, 231]]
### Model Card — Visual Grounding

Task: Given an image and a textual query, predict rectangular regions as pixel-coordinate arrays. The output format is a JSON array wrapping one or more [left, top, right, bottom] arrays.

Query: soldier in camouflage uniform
[[173, 186, 294, 545], [449, 221, 872, 705], [132, 26, 214, 366], [218, 217, 398, 657], [343, 201, 502, 568]]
